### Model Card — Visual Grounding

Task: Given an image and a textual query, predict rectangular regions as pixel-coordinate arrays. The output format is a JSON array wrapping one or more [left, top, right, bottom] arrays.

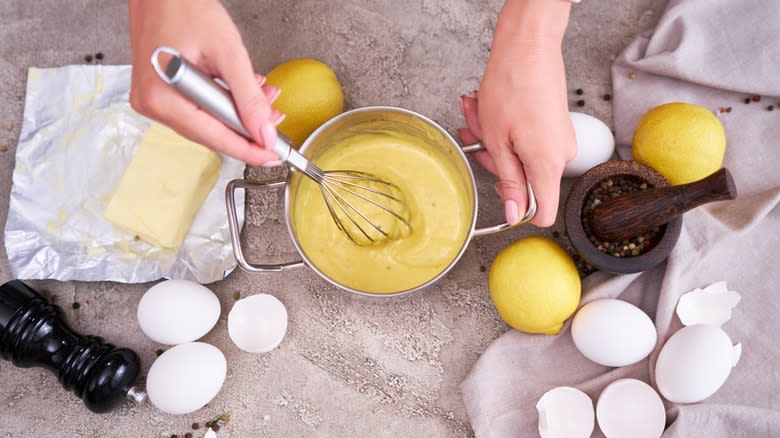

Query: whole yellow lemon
[[489, 236, 581, 335], [265, 58, 344, 147], [632, 102, 726, 185]]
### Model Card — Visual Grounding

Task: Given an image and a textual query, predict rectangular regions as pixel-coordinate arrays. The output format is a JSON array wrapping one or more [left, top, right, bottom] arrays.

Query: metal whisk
[[151, 47, 412, 246]]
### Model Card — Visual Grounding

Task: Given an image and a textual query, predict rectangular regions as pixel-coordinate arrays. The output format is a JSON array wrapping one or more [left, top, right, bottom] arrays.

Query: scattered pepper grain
[[156, 349, 164, 356], [233, 291, 241, 300], [744, 97, 751, 104], [768, 105, 775, 111], [0, 145, 7, 153], [192, 423, 200, 430], [603, 94, 612, 101], [84, 54, 93, 63], [479, 265, 486, 272], [95, 52, 104, 60], [629, 72, 637, 80], [752, 95, 761, 102], [72, 302, 81, 310], [576, 99, 585, 107], [575, 88, 584, 95]]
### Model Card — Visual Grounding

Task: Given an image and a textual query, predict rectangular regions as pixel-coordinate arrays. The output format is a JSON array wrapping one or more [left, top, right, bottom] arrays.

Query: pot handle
[[461, 143, 537, 237], [225, 178, 305, 272]]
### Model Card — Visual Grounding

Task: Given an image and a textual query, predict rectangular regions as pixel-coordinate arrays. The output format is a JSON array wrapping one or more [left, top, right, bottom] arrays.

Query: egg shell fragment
[[571, 299, 657, 367], [146, 342, 227, 415], [536, 386, 595, 438], [228, 294, 288, 353], [563, 112, 616, 178], [596, 378, 666, 438], [137, 280, 220, 345], [676, 281, 741, 327], [655, 324, 741, 404]]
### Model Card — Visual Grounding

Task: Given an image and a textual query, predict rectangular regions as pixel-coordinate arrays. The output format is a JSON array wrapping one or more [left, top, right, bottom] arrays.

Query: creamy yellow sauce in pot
[[291, 129, 472, 294]]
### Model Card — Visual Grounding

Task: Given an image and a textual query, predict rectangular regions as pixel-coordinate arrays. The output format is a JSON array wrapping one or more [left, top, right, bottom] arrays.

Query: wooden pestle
[[589, 168, 737, 242]]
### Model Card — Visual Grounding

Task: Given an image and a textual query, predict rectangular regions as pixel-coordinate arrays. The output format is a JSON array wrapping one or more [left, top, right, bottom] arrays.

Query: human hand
[[128, 0, 283, 166], [458, 0, 576, 227]]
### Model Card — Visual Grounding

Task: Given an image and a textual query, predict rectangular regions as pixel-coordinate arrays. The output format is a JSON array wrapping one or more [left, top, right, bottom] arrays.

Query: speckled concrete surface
[[0, 1, 666, 436]]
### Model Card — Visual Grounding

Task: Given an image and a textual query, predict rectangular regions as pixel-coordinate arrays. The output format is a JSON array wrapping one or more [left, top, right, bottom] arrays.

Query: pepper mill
[[0, 280, 146, 413]]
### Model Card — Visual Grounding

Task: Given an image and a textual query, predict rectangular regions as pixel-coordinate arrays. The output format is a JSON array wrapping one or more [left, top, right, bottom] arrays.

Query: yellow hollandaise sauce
[[291, 128, 472, 294]]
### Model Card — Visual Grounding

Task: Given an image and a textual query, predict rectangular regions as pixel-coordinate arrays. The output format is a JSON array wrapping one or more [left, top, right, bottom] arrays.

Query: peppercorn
[[192, 423, 200, 430], [84, 54, 93, 63], [752, 95, 761, 102], [185, 434, 193, 438], [72, 302, 80, 310], [726, 107, 732, 112], [768, 105, 775, 111], [479, 265, 486, 272], [576, 100, 585, 107], [744, 97, 751, 104], [156, 349, 164, 356], [95, 52, 104, 60], [233, 291, 241, 300], [629, 72, 637, 80], [0, 145, 7, 153], [603, 94, 612, 101], [581, 175, 664, 258], [575, 88, 584, 95]]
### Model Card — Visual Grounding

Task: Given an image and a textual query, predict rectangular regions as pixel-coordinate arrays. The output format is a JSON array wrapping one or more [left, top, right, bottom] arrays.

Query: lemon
[[265, 58, 344, 147], [489, 236, 581, 335], [632, 102, 726, 185]]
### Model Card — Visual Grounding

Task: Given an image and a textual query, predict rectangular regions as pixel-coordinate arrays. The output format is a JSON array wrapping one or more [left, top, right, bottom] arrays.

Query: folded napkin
[[461, 0, 780, 436]]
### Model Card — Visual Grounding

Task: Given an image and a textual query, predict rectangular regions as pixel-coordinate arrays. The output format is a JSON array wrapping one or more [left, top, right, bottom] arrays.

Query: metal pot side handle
[[460, 143, 537, 237], [225, 178, 305, 272]]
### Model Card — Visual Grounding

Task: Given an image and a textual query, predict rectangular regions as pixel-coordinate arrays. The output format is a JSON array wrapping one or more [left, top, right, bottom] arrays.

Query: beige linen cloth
[[461, 0, 780, 436]]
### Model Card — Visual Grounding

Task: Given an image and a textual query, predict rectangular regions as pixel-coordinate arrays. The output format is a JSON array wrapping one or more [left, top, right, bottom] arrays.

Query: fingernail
[[260, 122, 277, 149], [261, 160, 282, 168], [258, 75, 266, 86], [505, 200, 519, 226], [269, 87, 282, 104], [273, 112, 286, 126], [460, 95, 467, 114]]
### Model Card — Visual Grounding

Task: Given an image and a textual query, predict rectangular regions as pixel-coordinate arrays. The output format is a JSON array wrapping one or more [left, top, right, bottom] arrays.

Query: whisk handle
[[151, 46, 296, 163]]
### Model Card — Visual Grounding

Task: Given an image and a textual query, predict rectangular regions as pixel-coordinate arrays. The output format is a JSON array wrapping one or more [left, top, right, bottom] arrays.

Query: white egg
[[596, 379, 666, 438], [228, 294, 288, 353], [146, 342, 227, 415], [137, 280, 221, 345], [655, 324, 741, 404], [571, 299, 657, 367], [536, 386, 594, 438], [563, 112, 615, 178]]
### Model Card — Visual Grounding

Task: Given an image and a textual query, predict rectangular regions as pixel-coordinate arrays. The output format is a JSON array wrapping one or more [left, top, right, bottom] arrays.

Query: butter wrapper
[[3, 65, 245, 284]]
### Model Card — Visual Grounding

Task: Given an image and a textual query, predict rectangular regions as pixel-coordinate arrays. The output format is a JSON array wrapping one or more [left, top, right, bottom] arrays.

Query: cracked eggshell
[[563, 112, 616, 178], [676, 281, 741, 327], [536, 386, 595, 438], [137, 280, 221, 345], [228, 294, 288, 353], [596, 379, 666, 438], [571, 299, 657, 367], [146, 342, 227, 415], [655, 324, 741, 404]]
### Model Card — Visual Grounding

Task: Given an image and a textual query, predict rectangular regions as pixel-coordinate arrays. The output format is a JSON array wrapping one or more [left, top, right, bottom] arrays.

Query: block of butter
[[104, 123, 221, 248]]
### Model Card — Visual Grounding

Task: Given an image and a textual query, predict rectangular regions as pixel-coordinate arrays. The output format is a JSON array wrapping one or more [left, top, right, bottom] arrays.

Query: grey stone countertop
[[0, 1, 665, 436]]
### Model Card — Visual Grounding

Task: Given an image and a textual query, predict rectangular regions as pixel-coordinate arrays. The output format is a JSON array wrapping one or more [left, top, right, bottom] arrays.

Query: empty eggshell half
[[655, 324, 741, 404], [228, 294, 288, 353], [146, 342, 227, 415], [571, 299, 657, 367], [676, 281, 741, 327], [596, 378, 666, 438], [137, 280, 221, 345], [536, 386, 595, 438]]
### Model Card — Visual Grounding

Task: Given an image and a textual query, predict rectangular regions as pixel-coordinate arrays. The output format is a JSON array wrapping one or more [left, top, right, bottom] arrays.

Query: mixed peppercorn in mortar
[[581, 175, 665, 258]]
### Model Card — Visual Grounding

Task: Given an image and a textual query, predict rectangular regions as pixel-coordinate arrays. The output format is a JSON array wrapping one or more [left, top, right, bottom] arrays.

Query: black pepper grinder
[[0, 280, 146, 413]]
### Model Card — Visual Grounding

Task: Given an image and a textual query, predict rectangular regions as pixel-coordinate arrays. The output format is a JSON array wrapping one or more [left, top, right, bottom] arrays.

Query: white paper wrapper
[[3, 65, 245, 284]]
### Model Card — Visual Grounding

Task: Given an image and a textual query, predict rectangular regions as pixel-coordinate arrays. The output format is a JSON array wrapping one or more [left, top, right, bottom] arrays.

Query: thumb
[[213, 46, 277, 149]]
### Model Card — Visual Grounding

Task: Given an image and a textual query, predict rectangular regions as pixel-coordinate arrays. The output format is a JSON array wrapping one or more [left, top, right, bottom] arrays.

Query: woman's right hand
[[128, 0, 283, 166]]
